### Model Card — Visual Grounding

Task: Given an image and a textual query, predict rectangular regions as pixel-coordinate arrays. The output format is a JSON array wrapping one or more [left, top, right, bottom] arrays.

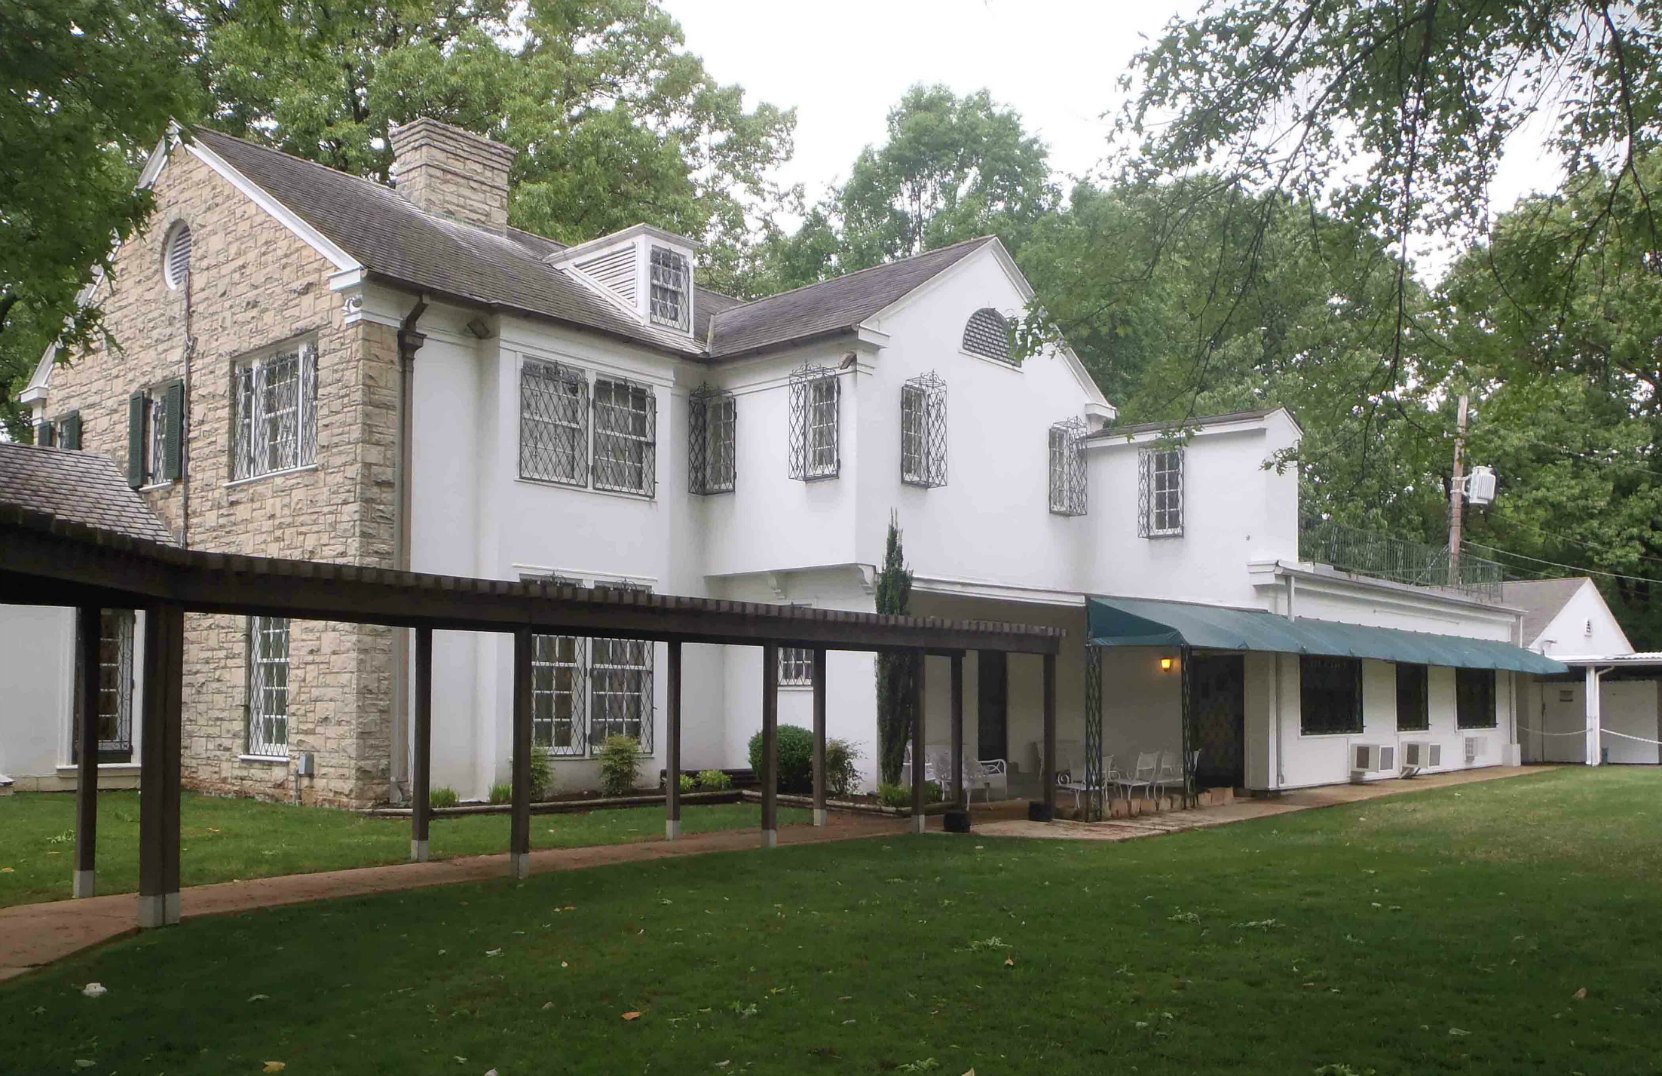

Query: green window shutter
[[36, 423, 55, 448], [162, 380, 184, 480], [61, 412, 81, 451], [126, 394, 146, 488]]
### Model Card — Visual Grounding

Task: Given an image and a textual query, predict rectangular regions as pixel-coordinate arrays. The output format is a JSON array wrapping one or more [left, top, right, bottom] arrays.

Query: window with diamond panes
[[962, 307, 1013, 363], [789, 364, 840, 480], [900, 372, 947, 487], [1139, 445, 1184, 537], [590, 581, 655, 750], [688, 386, 736, 494], [247, 615, 290, 757], [73, 609, 134, 762], [519, 359, 588, 486], [532, 634, 586, 756], [779, 647, 814, 687], [592, 378, 656, 496], [1047, 418, 1087, 515], [1456, 668, 1497, 729], [649, 246, 690, 331], [1299, 655, 1362, 735], [232, 341, 317, 481]]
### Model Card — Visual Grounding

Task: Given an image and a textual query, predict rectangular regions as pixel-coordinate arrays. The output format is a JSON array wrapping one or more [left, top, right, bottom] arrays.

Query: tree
[[0, 0, 201, 436], [874, 513, 915, 786], [197, 0, 796, 293], [763, 85, 1054, 289]]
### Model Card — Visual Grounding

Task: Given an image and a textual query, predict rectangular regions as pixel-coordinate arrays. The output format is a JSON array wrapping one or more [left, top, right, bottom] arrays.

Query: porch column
[[1180, 643, 1195, 807], [1031, 651, 1056, 822], [811, 648, 828, 826], [138, 604, 184, 928], [761, 642, 779, 848], [411, 627, 433, 862], [945, 651, 971, 833], [1585, 665, 1603, 766], [666, 640, 682, 840], [73, 606, 100, 898], [509, 627, 532, 879], [910, 650, 926, 834], [1083, 643, 1103, 822]]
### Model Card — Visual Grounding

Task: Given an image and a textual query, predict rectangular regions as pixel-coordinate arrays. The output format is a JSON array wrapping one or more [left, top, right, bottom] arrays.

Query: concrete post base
[[72, 870, 96, 899], [137, 892, 180, 929], [410, 839, 430, 863], [943, 809, 972, 833], [508, 852, 531, 880], [665, 819, 681, 841], [761, 829, 778, 849], [911, 813, 927, 834], [812, 808, 828, 827], [1028, 801, 1055, 822]]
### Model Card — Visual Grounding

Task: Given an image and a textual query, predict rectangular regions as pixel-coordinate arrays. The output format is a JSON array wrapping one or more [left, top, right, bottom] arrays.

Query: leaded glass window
[[232, 341, 317, 481], [1299, 655, 1362, 735], [592, 377, 656, 496], [688, 385, 736, 494], [1047, 418, 1087, 516], [519, 358, 588, 486], [649, 246, 690, 331], [1456, 668, 1497, 729], [779, 647, 814, 687], [247, 615, 290, 757], [72, 609, 134, 763], [532, 634, 586, 756], [1139, 446, 1184, 537], [788, 364, 840, 480], [900, 372, 947, 488]]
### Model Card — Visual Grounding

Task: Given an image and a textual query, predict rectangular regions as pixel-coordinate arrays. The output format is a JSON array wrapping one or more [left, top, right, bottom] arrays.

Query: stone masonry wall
[[42, 143, 399, 807]]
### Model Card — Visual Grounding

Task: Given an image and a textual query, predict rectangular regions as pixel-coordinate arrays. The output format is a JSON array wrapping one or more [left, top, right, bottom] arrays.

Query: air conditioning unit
[[1350, 743, 1396, 782], [1402, 742, 1441, 770], [1464, 737, 1482, 765]]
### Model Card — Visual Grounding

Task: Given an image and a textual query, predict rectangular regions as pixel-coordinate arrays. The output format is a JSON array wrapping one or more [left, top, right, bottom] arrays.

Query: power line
[[1463, 539, 1662, 588]]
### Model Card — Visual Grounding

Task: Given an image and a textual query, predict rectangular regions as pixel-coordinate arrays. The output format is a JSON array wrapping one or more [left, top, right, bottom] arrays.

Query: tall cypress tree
[[874, 512, 915, 785]]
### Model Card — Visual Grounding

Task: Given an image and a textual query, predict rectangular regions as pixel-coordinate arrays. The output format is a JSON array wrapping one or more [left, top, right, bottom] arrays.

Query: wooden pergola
[[0, 506, 1063, 928]]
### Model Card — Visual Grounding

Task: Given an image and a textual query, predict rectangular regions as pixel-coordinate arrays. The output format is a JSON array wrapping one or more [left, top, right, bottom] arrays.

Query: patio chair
[[1154, 750, 1182, 799], [1121, 751, 1159, 801], [966, 753, 1009, 802]]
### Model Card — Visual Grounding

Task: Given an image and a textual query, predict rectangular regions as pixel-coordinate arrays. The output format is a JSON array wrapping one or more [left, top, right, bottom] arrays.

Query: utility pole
[[1448, 394, 1469, 585]]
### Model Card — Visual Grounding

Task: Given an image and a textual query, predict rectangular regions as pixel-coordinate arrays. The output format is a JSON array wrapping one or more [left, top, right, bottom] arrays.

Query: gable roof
[[0, 443, 175, 545], [705, 237, 996, 358], [1499, 577, 1593, 646]]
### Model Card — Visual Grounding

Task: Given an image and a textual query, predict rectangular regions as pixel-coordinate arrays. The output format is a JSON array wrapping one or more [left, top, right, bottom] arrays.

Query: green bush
[[530, 746, 554, 801], [429, 786, 459, 809], [825, 738, 861, 798], [488, 781, 513, 805], [598, 735, 643, 797], [748, 724, 814, 793], [678, 773, 697, 794], [696, 769, 733, 791], [877, 781, 942, 808]]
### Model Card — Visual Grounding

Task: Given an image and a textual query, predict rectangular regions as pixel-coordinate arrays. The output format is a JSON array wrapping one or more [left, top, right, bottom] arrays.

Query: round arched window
[[162, 222, 192, 289]]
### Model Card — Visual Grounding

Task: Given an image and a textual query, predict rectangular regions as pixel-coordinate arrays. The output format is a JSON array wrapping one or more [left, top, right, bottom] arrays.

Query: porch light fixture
[[1160, 656, 1175, 672]]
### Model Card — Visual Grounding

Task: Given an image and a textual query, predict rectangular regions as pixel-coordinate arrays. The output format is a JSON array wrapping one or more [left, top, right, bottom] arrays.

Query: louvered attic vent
[[546, 224, 698, 336]]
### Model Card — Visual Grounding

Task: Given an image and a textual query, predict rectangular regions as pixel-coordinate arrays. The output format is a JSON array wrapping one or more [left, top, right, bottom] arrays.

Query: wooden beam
[[761, 642, 778, 848], [1032, 651, 1057, 822], [665, 640, 682, 840], [911, 651, 926, 834], [73, 606, 100, 898], [509, 628, 532, 879], [411, 627, 433, 862], [811, 648, 827, 827], [138, 605, 183, 927]]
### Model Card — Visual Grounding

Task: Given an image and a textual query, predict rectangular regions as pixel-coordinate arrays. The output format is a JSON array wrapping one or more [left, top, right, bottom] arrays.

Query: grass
[[0, 792, 809, 909], [6, 767, 1662, 1074]]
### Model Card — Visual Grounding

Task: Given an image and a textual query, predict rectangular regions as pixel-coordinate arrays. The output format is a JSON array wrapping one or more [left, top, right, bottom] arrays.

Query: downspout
[[390, 295, 428, 803], [180, 268, 195, 549], [1276, 575, 1295, 788]]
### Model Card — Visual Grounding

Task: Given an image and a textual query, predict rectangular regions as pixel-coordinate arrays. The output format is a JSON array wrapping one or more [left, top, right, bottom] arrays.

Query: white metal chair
[[967, 754, 1009, 802], [1154, 750, 1182, 799], [1121, 751, 1159, 801]]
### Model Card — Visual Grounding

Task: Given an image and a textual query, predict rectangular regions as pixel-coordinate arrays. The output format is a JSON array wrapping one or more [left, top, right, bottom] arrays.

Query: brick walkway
[[0, 813, 907, 982]]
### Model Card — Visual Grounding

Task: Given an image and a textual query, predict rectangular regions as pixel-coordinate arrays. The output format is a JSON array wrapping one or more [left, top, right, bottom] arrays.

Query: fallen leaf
[[1573, 987, 1587, 1000], [247, 994, 270, 1003], [1448, 1028, 1470, 1037], [81, 983, 107, 999], [541, 1001, 554, 1010], [1004, 955, 1015, 967], [0, 866, 13, 873], [263, 1063, 287, 1073], [73, 1062, 93, 1070], [622, 1011, 642, 1021], [484, 948, 502, 957], [560, 961, 568, 968]]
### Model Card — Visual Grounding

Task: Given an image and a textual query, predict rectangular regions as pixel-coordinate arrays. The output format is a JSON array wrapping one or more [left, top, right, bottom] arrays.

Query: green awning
[[1087, 596, 1568, 675]]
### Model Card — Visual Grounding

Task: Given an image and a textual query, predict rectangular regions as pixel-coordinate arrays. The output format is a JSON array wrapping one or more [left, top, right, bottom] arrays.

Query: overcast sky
[[665, 0, 1562, 249]]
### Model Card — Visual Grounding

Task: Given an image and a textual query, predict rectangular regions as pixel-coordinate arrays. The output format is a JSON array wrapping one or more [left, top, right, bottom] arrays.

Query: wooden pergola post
[[945, 650, 970, 832], [811, 648, 827, 826], [410, 627, 433, 862], [137, 605, 184, 928], [910, 651, 927, 834], [73, 606, 100, 898], [665, 640, 682, 840], [1031, 650, 1057, 822], [509, 627, 532, 880], [761, 642, 779, 848]]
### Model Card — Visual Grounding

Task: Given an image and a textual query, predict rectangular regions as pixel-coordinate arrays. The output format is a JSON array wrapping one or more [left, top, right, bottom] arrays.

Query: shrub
[[748, 724, 814, 793], [530, 746, 554, 801], [877, 781, 943, 809], [825, 738, 861, 798], [678, 773, 697, 794], [488, 781, 513, 805], [598, 735, 643, 797], [697, 769, 732, 791], [429, 786, 459, 809]]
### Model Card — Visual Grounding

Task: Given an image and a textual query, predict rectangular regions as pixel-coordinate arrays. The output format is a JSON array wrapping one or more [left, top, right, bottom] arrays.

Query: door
[[978, 651, 1008, 762], [1188, 651, 1245, 789]]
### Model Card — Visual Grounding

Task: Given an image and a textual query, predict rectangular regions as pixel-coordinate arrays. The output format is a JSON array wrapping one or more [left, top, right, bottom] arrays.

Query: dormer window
[[649, 246, 690, 330]]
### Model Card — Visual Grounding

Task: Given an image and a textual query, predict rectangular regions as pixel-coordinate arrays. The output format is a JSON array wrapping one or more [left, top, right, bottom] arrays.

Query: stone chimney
[[388, 117, 516, 231]]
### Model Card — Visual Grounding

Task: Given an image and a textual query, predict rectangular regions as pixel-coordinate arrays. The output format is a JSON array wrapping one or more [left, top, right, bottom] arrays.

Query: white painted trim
[[911, 574, 1087, 608], [238, 754, 290, 764], [223, 463, 321, 490], [182, 137, 360, 272]]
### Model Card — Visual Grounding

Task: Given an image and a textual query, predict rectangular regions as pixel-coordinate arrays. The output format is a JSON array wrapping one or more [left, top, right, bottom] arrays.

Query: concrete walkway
[[973, 764, 1551, 841], [0, 813, 907, 983]]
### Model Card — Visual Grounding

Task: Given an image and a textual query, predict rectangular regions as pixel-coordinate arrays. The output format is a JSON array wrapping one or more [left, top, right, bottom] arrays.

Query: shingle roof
[[706, 238, 995, 358], [1086, 408, 1288, 439], [1500, 577, 1591, 646], [0, 443, 175, 545], [189, 128, 983, 362]]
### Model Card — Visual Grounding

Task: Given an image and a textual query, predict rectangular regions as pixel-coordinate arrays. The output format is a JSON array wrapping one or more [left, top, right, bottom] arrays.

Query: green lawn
[[0, 791, 808, 909], [6, 768, 1662, 1074]]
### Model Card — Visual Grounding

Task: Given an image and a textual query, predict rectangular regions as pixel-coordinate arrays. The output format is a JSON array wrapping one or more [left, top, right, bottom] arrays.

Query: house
[[1504, 578, 1662, 766], [5, 119, 1564, 810]]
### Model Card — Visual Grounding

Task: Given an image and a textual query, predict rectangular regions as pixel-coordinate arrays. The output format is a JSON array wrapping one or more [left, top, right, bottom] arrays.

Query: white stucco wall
[[0, 605, 75, 781], [1531, 580, 1635, 657]]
